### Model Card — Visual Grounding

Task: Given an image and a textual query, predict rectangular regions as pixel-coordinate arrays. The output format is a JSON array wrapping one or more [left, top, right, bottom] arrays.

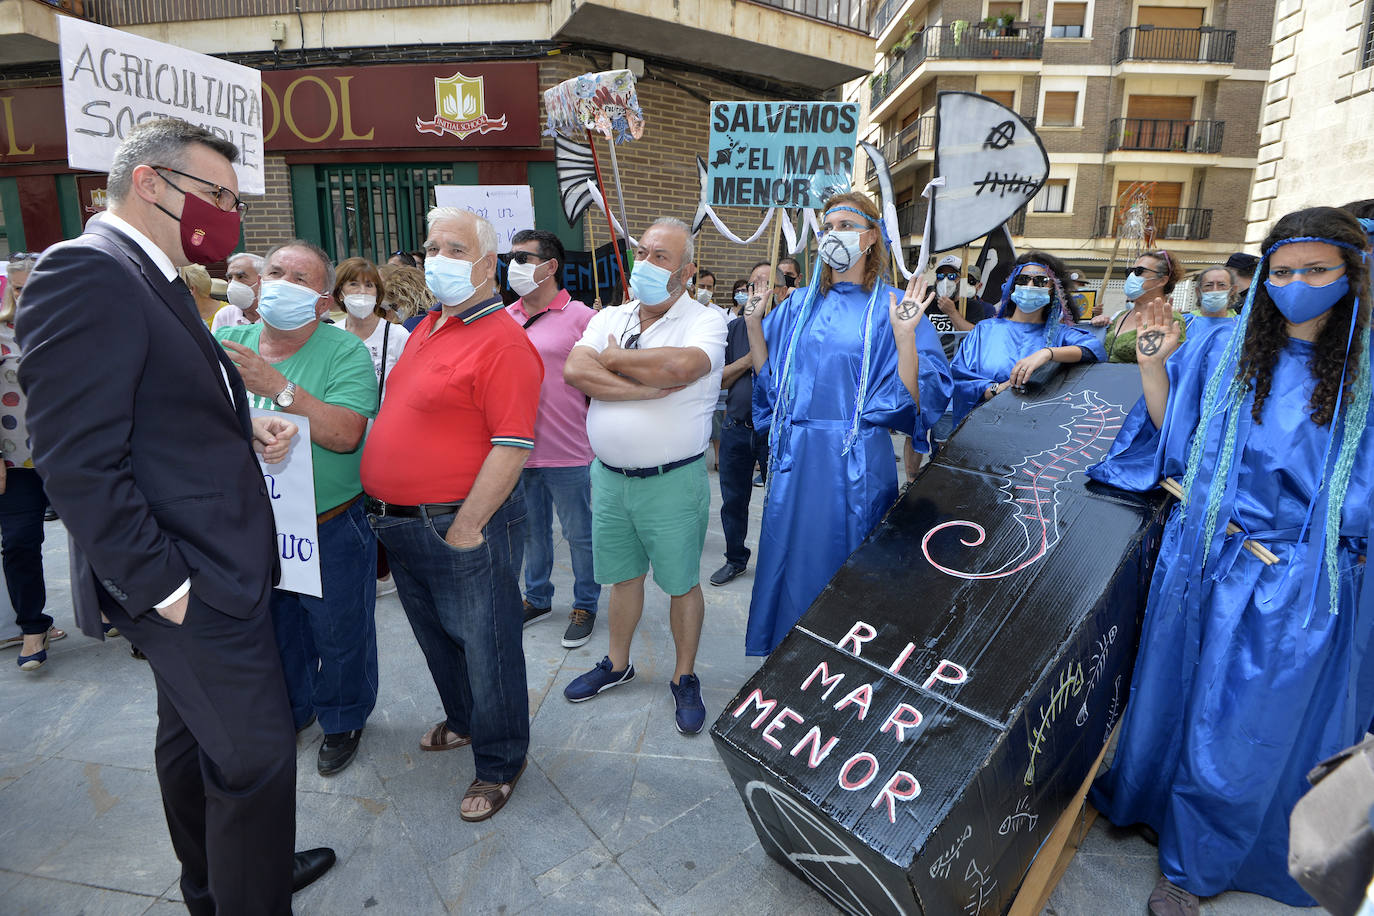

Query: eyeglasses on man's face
[[152, 165, 248, 215]]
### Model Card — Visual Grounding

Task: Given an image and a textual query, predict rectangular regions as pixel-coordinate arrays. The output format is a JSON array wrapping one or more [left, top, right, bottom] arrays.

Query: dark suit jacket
[[17, 218, 278, 638]]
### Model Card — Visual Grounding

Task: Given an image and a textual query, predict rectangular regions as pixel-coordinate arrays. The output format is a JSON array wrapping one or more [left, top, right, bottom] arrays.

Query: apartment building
[[860, 0, 1273, 280], [0, 0, 873, 287], [1247, 0, 1374, 244]]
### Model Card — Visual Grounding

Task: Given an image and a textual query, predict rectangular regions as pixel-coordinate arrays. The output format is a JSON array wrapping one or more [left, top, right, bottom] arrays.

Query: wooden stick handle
[[1158, 477, 1279, 566]]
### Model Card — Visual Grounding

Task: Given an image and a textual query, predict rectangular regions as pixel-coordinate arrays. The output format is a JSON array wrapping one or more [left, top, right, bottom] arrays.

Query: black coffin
[[711, 363, 1169, 915]]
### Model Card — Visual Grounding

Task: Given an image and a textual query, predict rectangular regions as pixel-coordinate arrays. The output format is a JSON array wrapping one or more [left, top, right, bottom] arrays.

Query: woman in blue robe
[[1087, 206, 1374, 914], [949, 251, 1106, 426], [742, 192, 951, 657]]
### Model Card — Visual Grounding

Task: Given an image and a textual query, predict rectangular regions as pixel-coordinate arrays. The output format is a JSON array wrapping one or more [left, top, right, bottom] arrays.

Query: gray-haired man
[[361, 207, 543, 821]]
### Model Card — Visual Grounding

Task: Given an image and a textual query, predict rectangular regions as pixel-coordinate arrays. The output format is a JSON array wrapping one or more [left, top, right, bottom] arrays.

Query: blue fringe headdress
[[1176, 235, 1371, 621]]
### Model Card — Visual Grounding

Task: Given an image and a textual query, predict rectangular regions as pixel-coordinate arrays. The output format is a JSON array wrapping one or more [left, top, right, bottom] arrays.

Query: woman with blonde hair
[[1094, 248, 1188, 363], [178, 263, 218, 328], [380, 264, 437, 330], [0, 251, 66, 670], [740, 191, 951, 655]]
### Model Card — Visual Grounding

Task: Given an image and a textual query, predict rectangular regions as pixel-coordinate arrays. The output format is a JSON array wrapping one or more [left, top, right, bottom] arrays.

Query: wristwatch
[[274, 380, 297, 408]]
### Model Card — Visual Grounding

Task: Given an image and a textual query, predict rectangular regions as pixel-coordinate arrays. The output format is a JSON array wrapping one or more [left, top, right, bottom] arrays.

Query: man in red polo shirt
[[360, 206, 542, 823]]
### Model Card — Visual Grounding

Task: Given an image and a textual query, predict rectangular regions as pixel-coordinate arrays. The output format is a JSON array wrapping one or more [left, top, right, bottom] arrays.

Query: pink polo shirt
[[506, 289, 596, 468]]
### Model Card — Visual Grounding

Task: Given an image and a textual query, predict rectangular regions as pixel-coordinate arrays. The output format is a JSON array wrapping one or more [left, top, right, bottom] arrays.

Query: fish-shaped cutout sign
[[930, 91, 1048, 253]]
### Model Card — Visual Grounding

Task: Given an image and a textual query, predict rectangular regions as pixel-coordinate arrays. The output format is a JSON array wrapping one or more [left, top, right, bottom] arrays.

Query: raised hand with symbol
[[889, 271, 934, 334]]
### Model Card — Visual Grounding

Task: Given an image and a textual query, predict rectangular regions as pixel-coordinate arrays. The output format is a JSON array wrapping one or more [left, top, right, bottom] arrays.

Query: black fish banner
[[711, 363, 1169, 915], [496, 239, 628, 308], [973, 224, 1018, 313]]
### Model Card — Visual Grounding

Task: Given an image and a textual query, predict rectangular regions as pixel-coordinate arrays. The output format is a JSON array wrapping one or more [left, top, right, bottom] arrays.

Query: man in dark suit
[[17, 118, 331, 915]]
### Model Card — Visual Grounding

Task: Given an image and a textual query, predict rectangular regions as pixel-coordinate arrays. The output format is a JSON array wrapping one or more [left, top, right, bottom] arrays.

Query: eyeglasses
[[621, 330, 642, 349], [509, 252, 543, 265], [1013, 275, 1051, 287], [7, 252, 37, 265], [1127, 265, 1165, 278], [152, 166, 248, 215]]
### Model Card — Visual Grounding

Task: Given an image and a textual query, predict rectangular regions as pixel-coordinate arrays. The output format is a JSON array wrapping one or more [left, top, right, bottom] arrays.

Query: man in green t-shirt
[[216, 239, 379, 777]]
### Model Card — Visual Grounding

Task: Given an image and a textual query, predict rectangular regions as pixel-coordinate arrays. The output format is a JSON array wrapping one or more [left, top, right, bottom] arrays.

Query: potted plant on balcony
[[981, 15, 998, 36], [953, 18, 968, 45], [998, 11, 1016, 35]]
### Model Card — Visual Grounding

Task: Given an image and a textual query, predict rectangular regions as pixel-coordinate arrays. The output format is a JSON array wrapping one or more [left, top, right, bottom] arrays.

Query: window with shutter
[[983, 90, 1016, 110], [1042, 91, 1079, 126], [987, 2, 1021, 20], [1051, 2, 1086, 37]]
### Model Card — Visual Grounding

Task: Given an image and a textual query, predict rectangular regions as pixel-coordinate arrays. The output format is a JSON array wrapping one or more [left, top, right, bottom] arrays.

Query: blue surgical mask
[[1123, 273, 1146, 301], [256, 279, 322, 331], [819, 231, 864, 272], [629, 260, 677, 305], [1011, 285, 1051, 312], [1199, 290, 1230, 313], [1265, 274, 1349, 324], [733, 290, 748, 307], [426, 255, 478, 305]]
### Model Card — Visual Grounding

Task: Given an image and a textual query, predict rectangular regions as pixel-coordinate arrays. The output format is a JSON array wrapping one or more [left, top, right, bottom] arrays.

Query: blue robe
[[1183, 313, 1235, 333], [949, 318, 1106, 425], [1087, 322, 1374, 905], [746, 281, 951, 656]]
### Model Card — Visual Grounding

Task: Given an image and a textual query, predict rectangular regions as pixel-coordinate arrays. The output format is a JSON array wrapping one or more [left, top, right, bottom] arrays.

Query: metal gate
[[309, 164, 467, 263]]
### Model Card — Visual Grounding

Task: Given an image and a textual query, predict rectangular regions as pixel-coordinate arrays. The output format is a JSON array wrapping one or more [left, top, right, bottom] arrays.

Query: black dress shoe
[[292, 846, 336, 892], [709, 562, 747, 586], [317, 729, 362, 776]]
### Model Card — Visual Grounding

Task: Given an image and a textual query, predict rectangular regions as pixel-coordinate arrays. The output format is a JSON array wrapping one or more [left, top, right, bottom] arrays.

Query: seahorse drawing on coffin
[[711, 363, 1170, 916]]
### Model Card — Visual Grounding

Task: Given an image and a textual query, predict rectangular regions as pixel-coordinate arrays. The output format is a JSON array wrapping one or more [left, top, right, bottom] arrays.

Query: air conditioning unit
[[1163, 223, 1189, 239]]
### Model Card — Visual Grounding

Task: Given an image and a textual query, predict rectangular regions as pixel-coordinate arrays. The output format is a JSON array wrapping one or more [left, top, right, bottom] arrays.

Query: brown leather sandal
[[419, 721, 471, 752], [459, 760, 527, 822]]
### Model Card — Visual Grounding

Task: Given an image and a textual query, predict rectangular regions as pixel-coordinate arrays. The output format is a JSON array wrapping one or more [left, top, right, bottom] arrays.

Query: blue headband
[[824, 206, 875, 228], [1359, 218, 1374, 236], [1263, 235, 1363, 258]]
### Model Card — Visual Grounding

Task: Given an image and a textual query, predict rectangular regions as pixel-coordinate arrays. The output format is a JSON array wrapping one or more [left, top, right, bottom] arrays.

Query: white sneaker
[[376, 575, 397, 598]]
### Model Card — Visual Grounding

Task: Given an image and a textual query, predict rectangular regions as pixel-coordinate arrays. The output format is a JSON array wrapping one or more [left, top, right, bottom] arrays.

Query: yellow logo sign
[[416, 72, 508, 140]]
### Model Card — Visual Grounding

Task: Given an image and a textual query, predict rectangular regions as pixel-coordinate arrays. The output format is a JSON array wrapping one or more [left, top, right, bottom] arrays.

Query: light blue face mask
[[1011, 285, 1051, 312], [629, 260, 678, 305], [426, 255, 478, 305], [1265, 274, 1349, 324], [256, 279, 323, 331], [1200, 290, 1230, 313], [1123, 273, 1146, 301], [734, 290, 748, 306]]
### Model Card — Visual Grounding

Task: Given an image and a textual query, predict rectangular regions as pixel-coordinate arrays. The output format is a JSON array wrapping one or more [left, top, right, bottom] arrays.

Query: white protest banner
[[59, 18, 264, 194], [433, 185, 534, 253], [252, 409, 321, 598]]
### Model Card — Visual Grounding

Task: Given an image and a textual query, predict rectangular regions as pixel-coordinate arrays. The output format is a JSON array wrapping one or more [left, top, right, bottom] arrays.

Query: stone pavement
[[0, 450, 1309, 915]]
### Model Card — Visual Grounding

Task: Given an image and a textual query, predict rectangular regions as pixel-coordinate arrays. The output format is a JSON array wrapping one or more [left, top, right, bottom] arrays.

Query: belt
[[364, 496, 464, 518], [599, 453, 703, 478], [317, 493, 363, 525]]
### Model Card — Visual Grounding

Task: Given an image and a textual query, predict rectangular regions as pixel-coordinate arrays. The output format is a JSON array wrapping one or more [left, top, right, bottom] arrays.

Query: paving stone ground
[[0, 444, 1309, 914]]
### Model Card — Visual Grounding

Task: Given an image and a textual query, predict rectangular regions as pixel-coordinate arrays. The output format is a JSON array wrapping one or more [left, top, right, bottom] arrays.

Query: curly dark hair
[[1003, 250, 1082, 321], [1241, 206, 1370, 426]]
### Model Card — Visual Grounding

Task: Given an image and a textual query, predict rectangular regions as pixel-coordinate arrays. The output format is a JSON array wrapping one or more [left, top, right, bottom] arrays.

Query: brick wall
[[241, 155, 294, 255]]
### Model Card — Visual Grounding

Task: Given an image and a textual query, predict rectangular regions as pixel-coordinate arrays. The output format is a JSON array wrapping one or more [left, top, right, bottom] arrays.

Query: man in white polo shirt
[[561, 217, 727, 735]]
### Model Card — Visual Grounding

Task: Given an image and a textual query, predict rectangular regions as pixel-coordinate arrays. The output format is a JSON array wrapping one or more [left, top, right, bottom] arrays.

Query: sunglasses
[[7, 252, 38, 265], [1013, 275, 1051, 287], [509, 252, 544, 265], [1127, 265, 1165, 277]]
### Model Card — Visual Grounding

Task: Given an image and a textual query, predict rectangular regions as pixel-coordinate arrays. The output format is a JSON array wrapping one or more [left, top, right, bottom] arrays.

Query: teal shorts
[[590, 456, 709, 596]]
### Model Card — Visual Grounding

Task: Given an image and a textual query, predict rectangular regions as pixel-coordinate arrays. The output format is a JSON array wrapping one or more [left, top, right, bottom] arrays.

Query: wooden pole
[[766, 210, 784, 314], [587, 210, 601, 309], [586, 129, 630, 300]]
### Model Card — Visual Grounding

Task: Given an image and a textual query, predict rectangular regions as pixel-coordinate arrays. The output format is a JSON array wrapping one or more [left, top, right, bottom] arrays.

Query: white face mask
[[696, 288, 713, 305], [935, 277, 957, 299], [226, 279, 257, 310], [507, 260, 543, 298], [343, 292, 377, 319]]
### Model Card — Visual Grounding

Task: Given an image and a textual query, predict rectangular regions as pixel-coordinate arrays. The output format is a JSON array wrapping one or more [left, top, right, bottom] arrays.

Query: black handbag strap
[[377, 320, 391, 404]]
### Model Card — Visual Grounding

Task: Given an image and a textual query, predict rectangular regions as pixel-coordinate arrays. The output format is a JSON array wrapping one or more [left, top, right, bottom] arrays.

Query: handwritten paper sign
[[432, 185, 535, 254], [251, 409, 321, 598], [58, 17, 265, 194], [708, 102, 859, 209]]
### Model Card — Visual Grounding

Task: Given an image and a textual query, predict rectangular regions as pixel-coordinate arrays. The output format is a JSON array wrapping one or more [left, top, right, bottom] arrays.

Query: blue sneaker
[[670, 674, 706, 735], [564, 656, 635, 702]]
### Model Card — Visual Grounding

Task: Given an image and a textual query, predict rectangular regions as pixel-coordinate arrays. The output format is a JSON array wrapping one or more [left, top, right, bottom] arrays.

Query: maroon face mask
[[175, 191, 241, 265]]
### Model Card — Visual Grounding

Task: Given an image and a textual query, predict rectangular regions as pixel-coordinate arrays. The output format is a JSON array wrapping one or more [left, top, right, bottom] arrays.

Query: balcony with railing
[[865, 116, 936, 181], [1108, 118, 1225, 154], [871, 0, 905, 37], [754, 0, 869, 32], [870, 24, 1045, 109], [895, 200, 926, 237], [1094, 206, 1213, 241], [1114, 26, 1236, 64]]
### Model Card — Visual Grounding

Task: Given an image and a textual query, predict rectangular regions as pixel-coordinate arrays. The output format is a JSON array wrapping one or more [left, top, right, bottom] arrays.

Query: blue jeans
[[270, 499, 379, 734], [0, 468, 52, 634], [370, 489, 529, 783], [719, 420, 765, 568], [520, 465, 600, 614]]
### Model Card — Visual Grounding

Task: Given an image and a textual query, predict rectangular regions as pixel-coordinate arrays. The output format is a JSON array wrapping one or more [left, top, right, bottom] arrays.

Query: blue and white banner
[[708, 102, 859, 210]]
